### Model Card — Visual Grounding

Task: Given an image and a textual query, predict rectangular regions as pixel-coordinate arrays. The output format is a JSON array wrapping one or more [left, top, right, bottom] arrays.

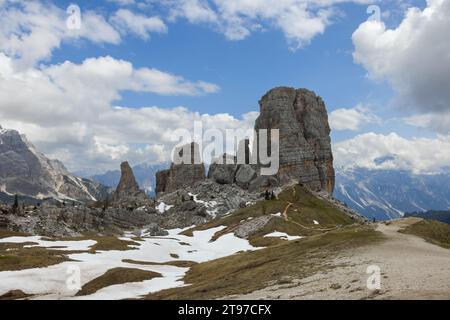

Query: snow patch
[[263, 231, 303, 241], [0, 226, 258, 300], [156, 202, 174, 214], [271, 212, 282, 217]]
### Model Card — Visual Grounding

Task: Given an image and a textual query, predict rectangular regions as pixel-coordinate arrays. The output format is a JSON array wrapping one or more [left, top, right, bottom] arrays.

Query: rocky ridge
[[0, 87, 349, 237], [0, 125, 109, 203]]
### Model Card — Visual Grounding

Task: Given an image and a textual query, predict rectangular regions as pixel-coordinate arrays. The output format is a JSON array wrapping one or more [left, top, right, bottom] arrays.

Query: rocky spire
[[113, 161, 148, 205]]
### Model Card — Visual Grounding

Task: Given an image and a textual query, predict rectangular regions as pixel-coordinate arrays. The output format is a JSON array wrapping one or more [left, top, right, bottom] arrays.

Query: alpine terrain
[[0, 88, 449, 300]]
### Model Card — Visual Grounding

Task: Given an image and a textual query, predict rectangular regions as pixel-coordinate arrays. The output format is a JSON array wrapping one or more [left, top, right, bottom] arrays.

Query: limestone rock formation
[[235, 165, 257, 189], [0, 125, 109, 203], [254, 87, 335, 194], [156, 142, 206, 196], [207, 154, 238, 185], [113, 161, 149, 207]]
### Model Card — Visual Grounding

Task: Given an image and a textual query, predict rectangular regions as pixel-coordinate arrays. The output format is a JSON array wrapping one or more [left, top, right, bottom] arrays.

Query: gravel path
[[227, 218, 450, 300]]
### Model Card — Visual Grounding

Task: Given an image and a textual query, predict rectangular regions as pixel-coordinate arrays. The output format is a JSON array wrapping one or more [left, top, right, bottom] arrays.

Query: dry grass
[[76, 267, 162, 296], [0, 290, 33, 300], [0, 230, 27, 239], [399, 219, 450, 249], [123, 259, 197, 268], [0, 245, 75, 271], [145, 225, 383, 300]]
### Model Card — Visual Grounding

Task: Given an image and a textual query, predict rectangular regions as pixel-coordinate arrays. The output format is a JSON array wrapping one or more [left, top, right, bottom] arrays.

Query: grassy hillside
[[182, 184, 358, 246], [146, 185, 381, 300], [399, 219, 450, 249], [146, 224, 381, 299], [405, 210, 450, 225]]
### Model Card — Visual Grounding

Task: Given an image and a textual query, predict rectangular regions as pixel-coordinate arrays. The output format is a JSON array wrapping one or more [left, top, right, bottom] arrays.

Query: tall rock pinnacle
[[113, 161, 148, 204], [254, 87, 335, 194]]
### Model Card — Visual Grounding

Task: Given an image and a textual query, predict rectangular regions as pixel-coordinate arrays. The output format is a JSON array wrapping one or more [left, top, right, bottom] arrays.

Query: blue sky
[[1, 0, 449, 174], [49, 0, 423, 139]]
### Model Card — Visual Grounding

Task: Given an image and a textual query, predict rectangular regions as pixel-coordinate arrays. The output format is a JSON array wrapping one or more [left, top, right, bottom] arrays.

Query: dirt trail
[[282, 202, 341, 232], [227, 218, 450, 300]]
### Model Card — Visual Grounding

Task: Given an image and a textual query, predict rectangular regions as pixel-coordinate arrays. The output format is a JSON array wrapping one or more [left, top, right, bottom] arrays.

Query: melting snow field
[[263, 231, 303, 241], [0, 226, 257, 300]]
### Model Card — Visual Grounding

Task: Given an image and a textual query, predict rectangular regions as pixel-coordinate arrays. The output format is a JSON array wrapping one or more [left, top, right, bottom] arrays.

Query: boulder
[[145, 223, 169, 236], [234, 215, 274, 238]]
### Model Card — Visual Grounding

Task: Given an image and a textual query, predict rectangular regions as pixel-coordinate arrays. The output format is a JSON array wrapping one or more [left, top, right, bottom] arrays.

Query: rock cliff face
[[156, 142, 206, 196], [0, 125, 109, 202], [112, 161, 149, 207], [254, 87, 335, 194]]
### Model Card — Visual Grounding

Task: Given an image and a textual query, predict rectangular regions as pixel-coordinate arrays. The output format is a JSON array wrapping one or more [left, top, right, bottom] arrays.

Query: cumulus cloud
[[111, 9, 168, 40], [352, 0, 450, 133], [330, 105, 380, 131], [165, 0, 373, 48], [333, 132, 450, 174], [0, 53, 248, 173], [0, 0, 121, 68]]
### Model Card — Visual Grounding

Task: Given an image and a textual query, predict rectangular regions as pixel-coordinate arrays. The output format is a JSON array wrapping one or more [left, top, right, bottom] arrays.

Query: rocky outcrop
[[235, 165, 257, 189], [0, 203, 157, 237], [234, 215, 274, 239], [155, 179, 262, 227], [208, 154, 238, 185], [254, 87, 335, 194], [0, 125, 110, 203], [112, 162, 150, 208], [156, 142, 206, 196]]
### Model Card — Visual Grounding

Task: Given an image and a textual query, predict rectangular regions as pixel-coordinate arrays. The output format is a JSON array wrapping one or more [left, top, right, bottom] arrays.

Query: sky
[[1, 0, 450, 175]]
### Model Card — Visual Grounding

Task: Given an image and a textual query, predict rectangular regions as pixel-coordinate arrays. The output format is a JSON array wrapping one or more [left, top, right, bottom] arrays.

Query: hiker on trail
[[265, 189, 270, 200]]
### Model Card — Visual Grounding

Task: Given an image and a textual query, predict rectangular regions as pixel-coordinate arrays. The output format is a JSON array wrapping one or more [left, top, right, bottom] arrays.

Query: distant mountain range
[[334, 168, 450, 220], [0, 125, 110, 203]]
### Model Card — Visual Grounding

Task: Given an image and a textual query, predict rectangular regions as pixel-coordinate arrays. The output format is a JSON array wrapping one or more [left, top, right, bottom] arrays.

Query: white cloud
[[111, 9, 167, 40], [404, 112, 450, 135], [352, 0, 450, 130], [330, 104, 380, 131], [333, 132, 450, 174], [169, 0, 218, 24], [108, 0, 137, 5], [166, 0, 373, 48], [0, 1, 121, 68], [0, 53, 245, 172]]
